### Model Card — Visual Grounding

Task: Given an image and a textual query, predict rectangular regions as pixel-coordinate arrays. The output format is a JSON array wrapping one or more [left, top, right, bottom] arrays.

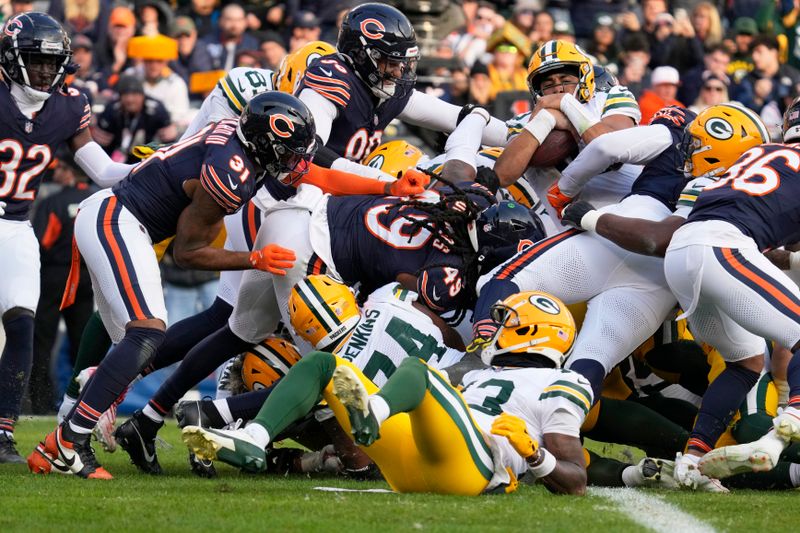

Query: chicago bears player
[[297, 3, 509, 164], [0, 12, 136, 463], [494, 40, 641, 228], [25, 92, 319, 479]]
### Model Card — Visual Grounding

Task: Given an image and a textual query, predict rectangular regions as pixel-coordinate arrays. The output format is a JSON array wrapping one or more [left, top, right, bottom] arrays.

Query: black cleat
[[0, 433, 25, 464], [175, 400, 215, 429], [188, 452, 217, 478], [114, 411, 163, 475]]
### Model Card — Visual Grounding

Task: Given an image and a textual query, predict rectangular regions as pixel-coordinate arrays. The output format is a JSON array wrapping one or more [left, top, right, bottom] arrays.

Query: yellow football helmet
[[482, 291, 576, 368], [498, 179, 537, 209], [275, 40, 337, 94], [241, 337, 302, 391], [682, 103, 769, 178], [362, 140, 424, 179], [288, 275, 360, 350], [527, 40, 595, 104]]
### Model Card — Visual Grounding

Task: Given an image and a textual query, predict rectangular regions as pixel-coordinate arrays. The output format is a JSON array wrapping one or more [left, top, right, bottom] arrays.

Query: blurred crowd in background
[[7, 0, 800, 412]]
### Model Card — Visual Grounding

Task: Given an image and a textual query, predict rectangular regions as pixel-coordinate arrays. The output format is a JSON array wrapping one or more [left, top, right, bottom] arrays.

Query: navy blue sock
[[148, 326, 252, 417], [689, 363, 759, 453], [472, 278, 519, 338], [787, 350, 800, 409], [69, 327, 165, 432], [0, 311, 34, 424], [567, 358, 605, 402], [226, 388, 271, 421], [143, 298, 233, 374]]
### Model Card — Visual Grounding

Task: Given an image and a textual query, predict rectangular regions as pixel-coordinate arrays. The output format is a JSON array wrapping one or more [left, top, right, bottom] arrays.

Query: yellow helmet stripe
[[295, 280, 341, 331], [252, 342, 292, 375]]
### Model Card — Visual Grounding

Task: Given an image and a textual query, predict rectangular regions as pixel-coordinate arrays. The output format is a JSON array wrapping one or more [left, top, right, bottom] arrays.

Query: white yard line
[[590, 487, 717, 533]]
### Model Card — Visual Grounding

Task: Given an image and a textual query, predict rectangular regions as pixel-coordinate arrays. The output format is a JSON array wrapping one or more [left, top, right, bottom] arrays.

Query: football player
[[0, 12, 141, 463], [182, 291, 590, 496], [493, 40, 642, 228]]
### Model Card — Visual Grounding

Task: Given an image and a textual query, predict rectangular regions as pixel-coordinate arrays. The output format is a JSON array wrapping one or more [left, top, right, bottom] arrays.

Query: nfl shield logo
[[24, 121, 33, 133]]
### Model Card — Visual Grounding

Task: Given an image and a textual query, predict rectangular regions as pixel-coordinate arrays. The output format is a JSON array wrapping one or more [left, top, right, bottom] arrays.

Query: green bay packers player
[[181, 291, 592, 496]]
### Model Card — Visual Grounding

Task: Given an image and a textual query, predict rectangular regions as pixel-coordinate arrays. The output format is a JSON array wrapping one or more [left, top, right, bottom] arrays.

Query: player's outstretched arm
[[70, 128, 135, 187], [298, 164, 429, 196], [538, 432, 588, 496]]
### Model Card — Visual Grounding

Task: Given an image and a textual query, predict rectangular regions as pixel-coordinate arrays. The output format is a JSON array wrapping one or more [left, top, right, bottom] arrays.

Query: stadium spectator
[[258, 31, 288, 70], [584, 13, 621, 71], [618, 33, 652, 98], [639, 65, 683, 124], [47, 0, 109, 42], [679, 44, 731, 107], [95, 5, 137, 87], [289, 11, 322, 52], [193, 3, 258, 72], [177, 0, 221, 40], [569, 0, 629, 41], [446, 1, 499, 68], [509, 0, 539, 36], [134, 0, 175, 37], [10, 0, 33, 16], [755, 0, 800, 69], [531, 10, 554, 45], [691, 2, 723, 48], [29, 155, 94, 414], [727, 17, 758, 83], [688, 71, 732, 114], [69, 34, 103, 103], [93, 75, 176, 164], [170, 16, 201, 84], [235, 49, 263, 68], [485, 41, 528, 102], [552, 19, 576, 44], [469, 61, 492, 105], [733, 34, 800, 112]]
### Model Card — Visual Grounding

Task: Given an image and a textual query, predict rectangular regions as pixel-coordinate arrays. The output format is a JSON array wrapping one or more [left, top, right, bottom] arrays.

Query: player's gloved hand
[[388, 168, 430, 196], [466, 335, 493, 353], [0, 201, 6, 216], [476, 166, 500, 193], [491, 412, 539, 459], [561, 200, 598, 230], [457, 104, 491, 125], [131, 142, 166, 160], [546, 183, 573, 214], [249, 244, 296, 276]]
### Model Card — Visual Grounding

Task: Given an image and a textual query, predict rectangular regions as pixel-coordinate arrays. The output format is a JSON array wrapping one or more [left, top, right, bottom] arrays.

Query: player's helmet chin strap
[[480, 335, 567, 368]]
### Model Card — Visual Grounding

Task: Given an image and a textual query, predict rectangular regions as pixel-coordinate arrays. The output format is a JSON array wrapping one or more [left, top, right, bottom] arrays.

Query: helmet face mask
[[782, 96, 800, 143], [366, 48, 419, 98], [527, 40, 595, 104], [475, 202, 546, 274]]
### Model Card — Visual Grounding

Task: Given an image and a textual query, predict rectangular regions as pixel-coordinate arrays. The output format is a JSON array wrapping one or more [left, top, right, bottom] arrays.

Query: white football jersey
[[461, 366, 592, 477], [506, 86, 643, 229], [335, 283, 464, 386]]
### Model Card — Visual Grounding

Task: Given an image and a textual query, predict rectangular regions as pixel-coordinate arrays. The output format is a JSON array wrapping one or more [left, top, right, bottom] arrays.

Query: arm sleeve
[[442, 113, 487, 171], [672, 176, 715, 219], [299, 88, 339, 145], [330, 157, 395, 182], [298, 163, 386, 195], [558, 125, 673, 197], [74, 141, 134, 188], [399, 91, 509, 146]]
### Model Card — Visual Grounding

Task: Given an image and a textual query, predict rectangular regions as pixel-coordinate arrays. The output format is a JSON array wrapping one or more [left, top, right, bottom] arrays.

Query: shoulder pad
[[538, 369, 593, 417], [505, 112, 532, 140], [218, 68, 275, 113], [601, 86, 641, 121], [302, 57, 353, 108]]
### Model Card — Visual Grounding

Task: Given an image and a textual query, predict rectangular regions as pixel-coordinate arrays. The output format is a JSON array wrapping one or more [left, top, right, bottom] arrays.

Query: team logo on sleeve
[[360, 18, 386, 40], [269, 114, 295, 139], [705, 117, 733, 140], [529, 294, 561, 314], [3, 16, 23, 37]]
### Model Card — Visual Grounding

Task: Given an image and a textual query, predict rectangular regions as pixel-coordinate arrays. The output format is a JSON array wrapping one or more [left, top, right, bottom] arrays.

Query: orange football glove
[[389, 168, 430, 197], [546, 183, 573, 217], [249, 244, 296, 276]]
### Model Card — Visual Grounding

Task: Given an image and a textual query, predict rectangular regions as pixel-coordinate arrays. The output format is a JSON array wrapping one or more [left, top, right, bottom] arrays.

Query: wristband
[[790, 251, 800, 271], [469, 106, 491, 125], [527, 448, 557, 478], [580, 210, 602, 232], [523, 109, 556, 145], [559, 93, 599, 136]]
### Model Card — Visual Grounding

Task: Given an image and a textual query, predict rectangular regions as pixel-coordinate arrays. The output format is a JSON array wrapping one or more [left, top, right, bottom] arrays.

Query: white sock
[[0, 430, 12, 439], [621, 464, 644, 487], [212, 399, 234, 425], [789, 463, 800, 487], [57, 394, 78, 425], [68, 420, 93, 435], [244, 422, 270, 448], [368, 395, 390, 426], [142, 404, 164, 424]]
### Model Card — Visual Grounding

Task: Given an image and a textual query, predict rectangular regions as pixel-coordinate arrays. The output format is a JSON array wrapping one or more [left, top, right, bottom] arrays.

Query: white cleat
[[181, 425, 266, 473], [773, 407, 800, 442], [638, 458, 679, 489], [93, 403, 118, 453], [674, 452, 729, 493], [699, 431, 786, 479]]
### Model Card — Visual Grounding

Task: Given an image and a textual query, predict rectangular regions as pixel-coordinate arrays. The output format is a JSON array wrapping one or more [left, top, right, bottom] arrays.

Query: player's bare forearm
[[495, 132, 540, 187], [581, 114, 635, 144], [411, 301, 466, 351], [440, 160, 476, 183], [539, 433, 587, 496], [595, 214, 683, 257], [764, 249, 791, 270]]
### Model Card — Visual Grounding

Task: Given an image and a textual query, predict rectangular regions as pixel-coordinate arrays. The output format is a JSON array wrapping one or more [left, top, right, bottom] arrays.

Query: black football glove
[[561, 200, 597, 230], [457, 104, 490, 125], [475, 166, 500, 193]]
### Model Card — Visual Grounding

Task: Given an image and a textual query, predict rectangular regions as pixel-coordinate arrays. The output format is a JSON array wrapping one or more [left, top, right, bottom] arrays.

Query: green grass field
[[0, 418, 792, 532]]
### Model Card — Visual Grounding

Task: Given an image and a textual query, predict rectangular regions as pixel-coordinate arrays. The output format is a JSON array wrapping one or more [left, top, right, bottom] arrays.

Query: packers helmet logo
[[3, 17, 23, 38], [360, 18, 386, 40], [269, 114, 295, 139], [705, 117, 733, 140], [529, 294, 560, 315], [365, 154, 384, 169]]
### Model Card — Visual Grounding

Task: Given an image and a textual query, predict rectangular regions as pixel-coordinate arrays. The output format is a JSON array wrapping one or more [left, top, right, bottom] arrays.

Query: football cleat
[[28, 425, 112, 479], [673, 452, 728, 493], [638, 458, 679, 489], [0, 432, 25, 464], [773, 407, 800, 442], [698, 432, 786, 479], [114, 410, 163, 475], [175, 400, 219, 478], [181, 425, 267, 473], [188, 452, 217, 478], [332, 366, 380, 447], [93, 402, 118, 453]]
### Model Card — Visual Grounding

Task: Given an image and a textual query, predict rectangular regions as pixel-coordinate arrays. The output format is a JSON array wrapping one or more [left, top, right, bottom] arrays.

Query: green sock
[[253, 351, 336, 437], [585, 397, 689, 458], [725, 462, 794, 490], [585, 449, 627, 487], [65, 311, 112, 398], [377, 357, 428, 416]]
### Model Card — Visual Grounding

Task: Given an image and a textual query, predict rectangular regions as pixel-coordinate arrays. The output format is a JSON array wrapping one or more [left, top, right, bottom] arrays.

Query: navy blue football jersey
[[0, 83, 90, 221], [298, 53, 412, 161], [326, 190, 468, 313], [688, 143, 800, 250], [626, 106, 697, 211], [113, 119, 262, 242]]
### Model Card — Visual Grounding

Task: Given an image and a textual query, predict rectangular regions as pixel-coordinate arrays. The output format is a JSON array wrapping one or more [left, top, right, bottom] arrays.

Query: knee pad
[[3, 307, 34, 324]]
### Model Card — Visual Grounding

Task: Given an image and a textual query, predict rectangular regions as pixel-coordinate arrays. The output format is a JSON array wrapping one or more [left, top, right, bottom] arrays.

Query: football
[[529, 129, 579, 168]]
